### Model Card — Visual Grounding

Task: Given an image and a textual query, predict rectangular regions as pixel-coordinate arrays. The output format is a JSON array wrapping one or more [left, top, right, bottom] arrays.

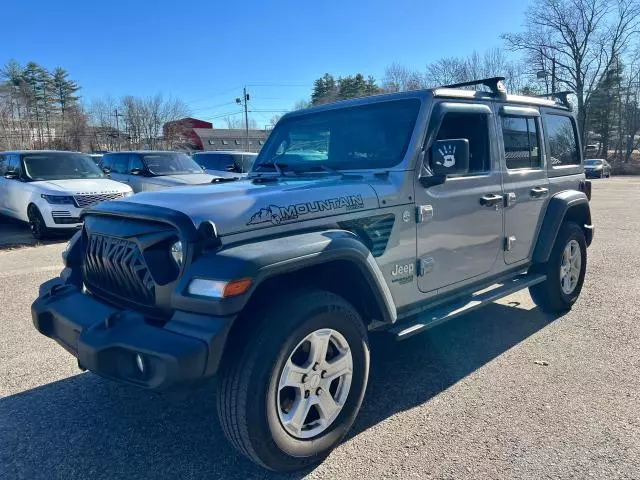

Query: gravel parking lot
[[1, 177, 639, 480]]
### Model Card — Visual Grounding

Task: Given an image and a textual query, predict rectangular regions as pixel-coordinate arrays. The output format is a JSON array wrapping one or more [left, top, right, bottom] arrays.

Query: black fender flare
[[532, 190, 593, 264], [172, 229, 397, 323]]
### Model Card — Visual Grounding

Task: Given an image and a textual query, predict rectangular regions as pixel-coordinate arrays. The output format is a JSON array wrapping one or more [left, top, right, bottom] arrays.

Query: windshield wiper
[[252, 161, 295, 177]]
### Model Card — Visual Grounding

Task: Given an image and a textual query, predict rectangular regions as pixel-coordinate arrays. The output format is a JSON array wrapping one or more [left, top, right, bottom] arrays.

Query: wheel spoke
[[282, 395, 313, 436], [279, 359, 308, 389], [315, 391, 340, 421], [323, 352, 352, 383], [309, 330, 332, 365]]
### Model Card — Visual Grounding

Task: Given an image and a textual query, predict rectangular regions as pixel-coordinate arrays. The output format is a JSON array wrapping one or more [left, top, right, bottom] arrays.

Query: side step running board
[[390, 273, 546, 341]]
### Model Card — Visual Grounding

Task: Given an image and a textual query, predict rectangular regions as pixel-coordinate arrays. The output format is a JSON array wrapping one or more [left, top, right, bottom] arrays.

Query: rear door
[[127, 154, 145, 192], [499, 105, 549, 264]]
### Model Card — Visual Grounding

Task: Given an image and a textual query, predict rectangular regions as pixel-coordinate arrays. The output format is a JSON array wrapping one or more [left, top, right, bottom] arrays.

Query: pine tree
[[52, 68, 80, 139], [312, 73, 337, 105]]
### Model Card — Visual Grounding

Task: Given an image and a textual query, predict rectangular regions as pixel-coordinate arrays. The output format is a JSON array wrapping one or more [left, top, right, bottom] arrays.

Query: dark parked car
[[584, 159, 611, 178], [192, 151, 257, 178]]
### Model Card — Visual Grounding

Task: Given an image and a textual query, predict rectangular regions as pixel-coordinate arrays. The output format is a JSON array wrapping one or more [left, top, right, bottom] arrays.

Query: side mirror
[[4, 172, 18, 180], [430, 139, 470, 176], [102, 166, 111, 174], [225, 165, 236, 172], [130, 168, 142, 175]]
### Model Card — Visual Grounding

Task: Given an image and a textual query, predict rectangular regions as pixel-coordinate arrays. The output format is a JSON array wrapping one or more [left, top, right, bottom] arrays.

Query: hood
[[204, 169, 245, 179], [144, 173, 217, 188], [34, 178, 132, 195], [123, 177, 380, 236]]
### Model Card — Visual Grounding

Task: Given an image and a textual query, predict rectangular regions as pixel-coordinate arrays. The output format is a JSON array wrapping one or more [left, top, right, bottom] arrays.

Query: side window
[[129, 155, 144, 171], [102, 154, 114, 170], [111, 155, 129, 174], [7, 155, 21, 173], [501, 116, 541, 170], [435, 112, 490, 174], [544, 114, 579, 166], [0, 155, 6, 175]]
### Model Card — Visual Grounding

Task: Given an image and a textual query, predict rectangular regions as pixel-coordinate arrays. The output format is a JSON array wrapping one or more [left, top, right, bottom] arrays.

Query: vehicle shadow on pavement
[[0, 215, 71, 250], [352, 302, 559, 439], [0, 302, 558, 480]]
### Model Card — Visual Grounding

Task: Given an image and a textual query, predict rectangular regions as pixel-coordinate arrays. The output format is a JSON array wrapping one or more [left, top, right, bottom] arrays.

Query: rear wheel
[[27, 205, 50, 240], [217, 289, 369, 472], [529, 221, 587, 313]]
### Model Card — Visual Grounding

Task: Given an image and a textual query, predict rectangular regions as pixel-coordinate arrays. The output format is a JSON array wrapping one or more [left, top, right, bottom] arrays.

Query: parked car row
[[0, 149, 258, 239], [0, 151, 133, 238]]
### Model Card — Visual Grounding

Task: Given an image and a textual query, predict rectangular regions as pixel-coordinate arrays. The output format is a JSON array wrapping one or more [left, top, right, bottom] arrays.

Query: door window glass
[[435, 112, 490, 174], [544, 114, 579, 166], [111, 155, 129, 174], [128, 155, 144, 171], [501, 116, 541, 169], [0, 155, 6, 175]]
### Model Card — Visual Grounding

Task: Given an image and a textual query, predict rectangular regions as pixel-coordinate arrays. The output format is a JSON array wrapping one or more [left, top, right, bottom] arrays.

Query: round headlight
[[171, 241, 183, 267]]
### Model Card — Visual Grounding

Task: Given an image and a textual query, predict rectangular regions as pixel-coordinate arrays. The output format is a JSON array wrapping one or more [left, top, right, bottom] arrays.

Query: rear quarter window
[[543, 114, 580, 167]]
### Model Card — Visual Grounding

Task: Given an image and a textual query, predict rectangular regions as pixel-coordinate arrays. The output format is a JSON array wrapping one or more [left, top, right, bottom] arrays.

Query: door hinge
[[416, 205, 434, 223], [418, 257, 435, 276], [505, 192, 517, 207], [504, 236, 516, 251]]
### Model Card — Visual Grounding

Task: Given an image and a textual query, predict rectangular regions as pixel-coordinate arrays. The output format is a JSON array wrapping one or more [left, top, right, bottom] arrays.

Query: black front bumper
[[32, 278, 235, 392]]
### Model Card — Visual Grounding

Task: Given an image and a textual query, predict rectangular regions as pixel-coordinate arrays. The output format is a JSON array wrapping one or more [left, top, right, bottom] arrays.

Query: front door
[[499, 106, 549, 264], [415, 102, 504, 293], [106, 154, 131, 186]]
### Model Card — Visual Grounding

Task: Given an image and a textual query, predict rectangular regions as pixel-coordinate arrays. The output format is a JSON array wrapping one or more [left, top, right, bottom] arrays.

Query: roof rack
[[532, 91, 573, 109], [440, 77, 507, 95]]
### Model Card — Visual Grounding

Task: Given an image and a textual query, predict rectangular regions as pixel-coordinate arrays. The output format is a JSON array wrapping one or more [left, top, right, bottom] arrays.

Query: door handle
[[530, 187, 549, 199], [479, 194, 503, 208]]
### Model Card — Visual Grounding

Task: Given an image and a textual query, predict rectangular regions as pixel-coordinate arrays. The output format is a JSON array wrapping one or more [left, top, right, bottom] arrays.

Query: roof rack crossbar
[[440, 76, 507, 95], [532, 91, 573, 108]]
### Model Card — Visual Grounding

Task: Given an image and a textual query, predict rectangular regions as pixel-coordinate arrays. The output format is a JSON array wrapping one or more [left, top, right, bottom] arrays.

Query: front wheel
[[217, 289, 369, 472], [27, 205, 50, 240], [529, 221, 587, 313]]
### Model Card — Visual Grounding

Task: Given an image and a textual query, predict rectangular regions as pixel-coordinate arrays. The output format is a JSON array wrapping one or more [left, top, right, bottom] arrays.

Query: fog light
[[135, 354, 146, 374]]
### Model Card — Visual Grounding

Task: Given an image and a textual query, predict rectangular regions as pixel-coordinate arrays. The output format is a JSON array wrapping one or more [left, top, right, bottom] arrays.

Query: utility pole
[[113, 109, 124, 151], [236, 87, 250, 152]]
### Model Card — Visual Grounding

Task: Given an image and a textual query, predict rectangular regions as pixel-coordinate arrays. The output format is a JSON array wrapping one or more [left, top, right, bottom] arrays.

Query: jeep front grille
[[74, 192, 126, 209], [83, 234, 155, 305]]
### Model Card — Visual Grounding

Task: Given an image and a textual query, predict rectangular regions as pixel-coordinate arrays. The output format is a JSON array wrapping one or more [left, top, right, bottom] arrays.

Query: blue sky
[[3, 0, 527, 127]]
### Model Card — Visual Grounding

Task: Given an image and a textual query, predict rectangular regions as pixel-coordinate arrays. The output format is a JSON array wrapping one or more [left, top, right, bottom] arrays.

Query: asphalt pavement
[[1, 177, 639, 479]]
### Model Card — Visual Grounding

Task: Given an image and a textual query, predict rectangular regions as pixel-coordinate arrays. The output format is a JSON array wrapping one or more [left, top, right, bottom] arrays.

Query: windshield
[[194, 153, 256, 172], [22, 152, 106, 181], [585, 159, 603, 166], [142, 153, 204, 175], [255, 99, 420, 172]]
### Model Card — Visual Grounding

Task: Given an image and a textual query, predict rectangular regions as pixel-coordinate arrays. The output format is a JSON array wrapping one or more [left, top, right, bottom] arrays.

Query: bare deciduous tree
[[382, 63, 426, 92], [502, 0, 640, 143]]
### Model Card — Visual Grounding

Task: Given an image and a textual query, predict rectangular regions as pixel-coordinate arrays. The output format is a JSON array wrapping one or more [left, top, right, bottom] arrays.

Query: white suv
[[0, 150, 133, 239]]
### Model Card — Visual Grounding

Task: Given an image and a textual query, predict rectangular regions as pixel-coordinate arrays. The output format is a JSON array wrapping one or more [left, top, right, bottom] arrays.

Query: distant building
[[193, 128, 268, 152], [163, 118, 214, 149], [162, 117, 269, 152]]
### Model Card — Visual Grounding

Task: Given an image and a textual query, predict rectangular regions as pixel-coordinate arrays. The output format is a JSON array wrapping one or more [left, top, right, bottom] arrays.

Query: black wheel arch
[[172, 229, 397, 325], [532, 190, 594, 264]]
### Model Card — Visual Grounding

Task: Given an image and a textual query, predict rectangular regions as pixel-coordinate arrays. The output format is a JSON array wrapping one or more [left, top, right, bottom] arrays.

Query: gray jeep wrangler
[[32, 78, 593, 472]]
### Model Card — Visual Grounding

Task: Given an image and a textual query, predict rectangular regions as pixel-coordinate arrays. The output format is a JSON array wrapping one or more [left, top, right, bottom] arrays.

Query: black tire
[[27, 205, 50, 240], [217, 289, 369, 472], [529, 221, 587, 313]]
